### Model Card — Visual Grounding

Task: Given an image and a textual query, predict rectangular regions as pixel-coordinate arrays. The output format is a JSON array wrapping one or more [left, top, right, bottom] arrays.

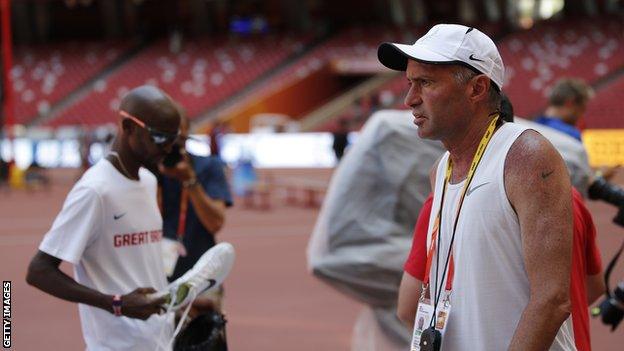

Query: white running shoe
[[154, 242, 235, 310]]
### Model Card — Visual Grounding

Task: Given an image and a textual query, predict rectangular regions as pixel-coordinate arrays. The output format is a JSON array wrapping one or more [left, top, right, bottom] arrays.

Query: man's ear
[[469, 75, 490, 103], [121, 118, 135, 135]]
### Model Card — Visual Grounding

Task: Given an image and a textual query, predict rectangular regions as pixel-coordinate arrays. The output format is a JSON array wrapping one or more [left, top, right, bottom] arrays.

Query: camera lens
[[588, 176, 624, 207], [594, 283, 624, 331]]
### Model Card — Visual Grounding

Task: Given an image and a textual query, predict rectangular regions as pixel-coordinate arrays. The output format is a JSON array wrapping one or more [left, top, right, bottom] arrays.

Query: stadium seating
[[499, 17, 624, 118], [323, 18, 624, 131], [48, 34, 310, 126], [11, 41, 130, 125], [224, 26, 421, 112], [35, 19, 622, 130], [585, 76, 624, 129]]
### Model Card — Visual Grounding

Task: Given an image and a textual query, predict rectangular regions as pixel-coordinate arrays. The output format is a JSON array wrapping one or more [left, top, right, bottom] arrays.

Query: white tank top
[[427, 122, 576, 351]]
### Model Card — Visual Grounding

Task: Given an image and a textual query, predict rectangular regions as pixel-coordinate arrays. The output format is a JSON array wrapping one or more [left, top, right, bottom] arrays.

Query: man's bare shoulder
[[505, 129, 571, 205], [505, 129, 565, 177]]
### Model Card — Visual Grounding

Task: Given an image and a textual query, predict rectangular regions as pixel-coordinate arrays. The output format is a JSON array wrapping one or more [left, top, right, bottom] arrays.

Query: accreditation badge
[[411, 291, 453, 351], [411, 300, 434, 351], [434, 291, 452, 337]]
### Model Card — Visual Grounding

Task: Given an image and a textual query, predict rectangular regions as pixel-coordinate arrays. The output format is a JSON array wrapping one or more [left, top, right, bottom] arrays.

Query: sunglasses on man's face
[[119, 110, 180, 145]]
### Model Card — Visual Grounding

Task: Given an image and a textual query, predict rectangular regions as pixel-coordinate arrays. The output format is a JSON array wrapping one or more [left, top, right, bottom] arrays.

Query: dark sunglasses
[[119, 110, 180, 145]]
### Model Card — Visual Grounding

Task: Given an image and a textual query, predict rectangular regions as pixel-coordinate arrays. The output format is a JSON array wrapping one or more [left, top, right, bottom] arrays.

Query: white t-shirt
[[428, 123, 576, 351], [40, 159, 173, 351]]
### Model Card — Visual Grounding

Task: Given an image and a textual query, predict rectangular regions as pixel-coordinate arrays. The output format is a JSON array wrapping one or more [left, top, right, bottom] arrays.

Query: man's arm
[[398, 194, 433, 329], [586, 273, 605, 305], [186, 184, 226, 234], [396, 160, 438, 330], [397, 273, 423, 329], [159, 156, 226, 233], [26, 250, 165, 320], [505, 130, 573, 351]]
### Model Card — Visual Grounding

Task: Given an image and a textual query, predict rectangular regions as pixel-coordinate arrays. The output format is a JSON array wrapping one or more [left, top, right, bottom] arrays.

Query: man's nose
[[404, 87, 422, 108]]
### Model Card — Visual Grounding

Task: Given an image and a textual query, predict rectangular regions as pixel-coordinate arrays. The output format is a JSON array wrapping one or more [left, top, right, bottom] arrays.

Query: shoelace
[[154, 243, 234, 350], [156, 287, 198, 351]]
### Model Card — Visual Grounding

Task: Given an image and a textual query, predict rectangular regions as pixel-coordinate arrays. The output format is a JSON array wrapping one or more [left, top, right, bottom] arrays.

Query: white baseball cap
[[378, 24, 505, 90]]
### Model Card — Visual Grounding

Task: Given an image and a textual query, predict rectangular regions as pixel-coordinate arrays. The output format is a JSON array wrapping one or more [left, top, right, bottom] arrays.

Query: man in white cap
[[378, 24, 576, 350]]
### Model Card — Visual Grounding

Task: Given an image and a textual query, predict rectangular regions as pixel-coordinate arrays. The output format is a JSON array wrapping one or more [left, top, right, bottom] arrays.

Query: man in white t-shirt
[[378, 25, 575, 350], [26, 85, 181, 350]]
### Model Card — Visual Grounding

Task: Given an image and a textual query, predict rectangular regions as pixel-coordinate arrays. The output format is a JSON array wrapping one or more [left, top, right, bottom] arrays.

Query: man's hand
[[159, 152, 195, 182], [26, 251, 167, 320], [121, 287, 167, 320]]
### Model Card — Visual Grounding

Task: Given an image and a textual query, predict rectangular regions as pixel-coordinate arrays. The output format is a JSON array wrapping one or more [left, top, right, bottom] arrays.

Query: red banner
[[1, 0, 14, 136]]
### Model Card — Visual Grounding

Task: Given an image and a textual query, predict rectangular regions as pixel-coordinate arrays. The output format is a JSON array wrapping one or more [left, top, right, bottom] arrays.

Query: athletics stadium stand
[[585, 76, 624, 129], [48, 34, 309, 127], [499, 17, 624, 118], [319, 18, 623, 131], [11, 41, 130, 125]]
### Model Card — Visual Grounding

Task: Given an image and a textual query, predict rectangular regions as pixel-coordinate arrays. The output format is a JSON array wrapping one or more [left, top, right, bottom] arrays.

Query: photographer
[[158, 113, 233, 315]]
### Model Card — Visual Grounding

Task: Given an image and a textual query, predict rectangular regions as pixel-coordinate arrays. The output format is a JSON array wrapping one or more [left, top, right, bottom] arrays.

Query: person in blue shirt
[[158, 113, 233, 313], [534, 78, 593, 141]]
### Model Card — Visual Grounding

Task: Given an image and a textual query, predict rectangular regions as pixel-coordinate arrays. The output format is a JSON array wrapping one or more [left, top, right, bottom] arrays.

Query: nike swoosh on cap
[[469, 54, 484, 62], [113, 213, 126, 220], [466, 182, 490, 196]]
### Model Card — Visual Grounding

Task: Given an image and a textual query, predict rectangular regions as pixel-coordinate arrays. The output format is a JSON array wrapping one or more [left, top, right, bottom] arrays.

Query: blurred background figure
[[536, 78, 594, 141], [536, 77, 621, 184], [208, 121, 229, 159], [231, 153, 257, 199], [0, 155, 9, 192], [332, 118, 350, 163], [24, 159, 50, 191]]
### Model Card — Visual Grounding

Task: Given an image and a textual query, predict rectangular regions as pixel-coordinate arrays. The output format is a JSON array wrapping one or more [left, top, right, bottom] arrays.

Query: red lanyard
[[423, 217, 455, 290], [423, 114, 499, 294], [176, 189, 189, 241]]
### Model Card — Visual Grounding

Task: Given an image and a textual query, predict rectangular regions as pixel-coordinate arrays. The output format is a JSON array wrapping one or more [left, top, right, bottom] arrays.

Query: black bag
[[174, 311, 228, 351]]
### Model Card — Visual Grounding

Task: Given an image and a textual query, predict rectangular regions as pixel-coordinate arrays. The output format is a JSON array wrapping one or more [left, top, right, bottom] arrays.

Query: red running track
[[0, 168, 622, 350]]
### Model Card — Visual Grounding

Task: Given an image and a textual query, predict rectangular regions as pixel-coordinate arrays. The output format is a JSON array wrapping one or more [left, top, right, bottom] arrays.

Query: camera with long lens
[[592, 282, 624, 331], [588, 176, 624, 226]]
